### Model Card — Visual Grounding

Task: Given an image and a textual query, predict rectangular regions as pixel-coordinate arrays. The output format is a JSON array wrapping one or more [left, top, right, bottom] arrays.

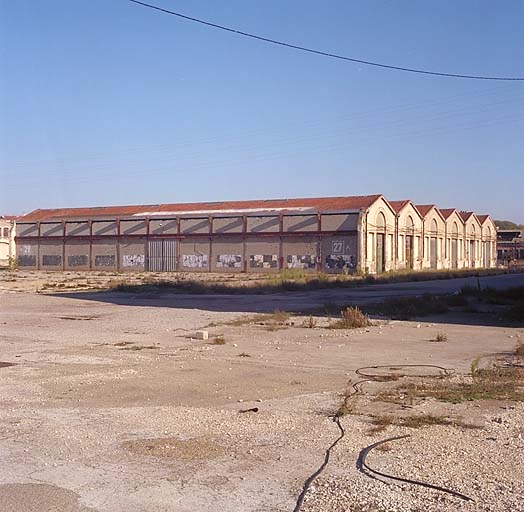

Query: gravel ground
[[300, 403, 524, 512], [0, 276, 523, 512]]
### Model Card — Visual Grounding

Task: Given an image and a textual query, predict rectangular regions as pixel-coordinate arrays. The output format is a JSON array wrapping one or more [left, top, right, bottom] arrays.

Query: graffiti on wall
[[183, 254, 208, 268], [325, 240, 356, 271], [325, 255, 355, 270], [249, 254, 278, 269], [216, 254, 242, 268], [122, 254, 145, 267], [42, 255, 62, 266], [286, 255, 317, 269], [68, 255, 88, 267], [95, 255, 116, 267]]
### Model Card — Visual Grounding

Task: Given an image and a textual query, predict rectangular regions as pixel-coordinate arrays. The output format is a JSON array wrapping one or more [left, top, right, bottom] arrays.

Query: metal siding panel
[[120, 219, 147, 235], [180, 218, 210, 234], [40, 223, 63, 237], [150, 219, 178, 235], [92, 221, 118, 236], [213, 217, 244, 234], [17, 223, 39, 237], [321, 213, 359, 232], [247, 216, 280, 233], [65, 222, 90, 236], [283, 215, 318, 232]]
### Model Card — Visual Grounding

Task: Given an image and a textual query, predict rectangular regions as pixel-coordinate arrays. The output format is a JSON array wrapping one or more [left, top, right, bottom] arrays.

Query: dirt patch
[[0, 361, 16, 368], [122, 436, 225, 460], [0, 483, 97, 512]]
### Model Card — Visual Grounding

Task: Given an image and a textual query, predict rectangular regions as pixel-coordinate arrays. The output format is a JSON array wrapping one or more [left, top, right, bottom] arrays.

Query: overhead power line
[[127, 0, 524, 81]]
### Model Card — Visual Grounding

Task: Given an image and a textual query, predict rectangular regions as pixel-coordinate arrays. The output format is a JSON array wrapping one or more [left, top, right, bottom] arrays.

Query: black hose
[[357, 435, 473, 501], [292, 363, 471, 511], [356, 364, 454, 380], [292, 415, 345, 512]]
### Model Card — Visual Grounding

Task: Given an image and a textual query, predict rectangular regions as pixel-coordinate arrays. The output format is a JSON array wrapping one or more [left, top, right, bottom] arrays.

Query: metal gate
[[147, 239, 177, 272]]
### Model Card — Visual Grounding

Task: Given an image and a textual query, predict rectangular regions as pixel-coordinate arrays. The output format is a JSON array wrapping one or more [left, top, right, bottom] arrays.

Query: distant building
[[14, 195, 498, 274], [497, 229, 524, 266], [0, 216, 17, 267]]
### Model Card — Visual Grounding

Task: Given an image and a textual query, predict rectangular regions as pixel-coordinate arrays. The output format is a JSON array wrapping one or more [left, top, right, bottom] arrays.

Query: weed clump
[[432, 331, 448, 342], [211, 336, 226, 345], [331, 307, 370, 329], [367, 413, 476, 434], [376, 363, 524, 404], [302, 316, 318, 329]]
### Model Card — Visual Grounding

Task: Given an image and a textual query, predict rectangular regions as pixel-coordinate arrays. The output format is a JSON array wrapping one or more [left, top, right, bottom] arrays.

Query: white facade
[[0, 218, 16, 267]]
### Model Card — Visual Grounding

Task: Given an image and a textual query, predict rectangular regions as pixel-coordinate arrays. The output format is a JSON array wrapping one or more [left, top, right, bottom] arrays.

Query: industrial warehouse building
[[14, 195, 498, 274]]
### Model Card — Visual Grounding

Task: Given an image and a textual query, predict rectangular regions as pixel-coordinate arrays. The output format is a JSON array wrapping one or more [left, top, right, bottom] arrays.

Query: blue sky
[[1, 0, 523, 221]]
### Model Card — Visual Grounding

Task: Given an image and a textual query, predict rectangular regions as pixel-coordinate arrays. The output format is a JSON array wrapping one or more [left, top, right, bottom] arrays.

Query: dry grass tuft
[[210, 335, 226, 345], [375, 364, 524, 404], [431, 331, 448, 342], [331, 306, 370, 329], [367, 413, 477, 435], [302, 315, 318, 329]]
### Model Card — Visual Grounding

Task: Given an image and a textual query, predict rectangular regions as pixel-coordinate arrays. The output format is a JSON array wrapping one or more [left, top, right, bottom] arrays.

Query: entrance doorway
[[469, 240, 475, 267], [405, 235, 414, 269], [147, 239, 177, 272], [430, 237, 438, 269], [451, 239, 458, 269], [376, 233, 385, 273]]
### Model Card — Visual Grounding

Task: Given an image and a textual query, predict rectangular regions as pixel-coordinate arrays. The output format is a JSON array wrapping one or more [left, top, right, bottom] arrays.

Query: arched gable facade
[[479, 215, 497, 268], [439, 209, 466, 269], [390, 201, 423, 271], [461, 212, 483, 268], [360, 197, 396, 274], [416, 205, 446, 270]]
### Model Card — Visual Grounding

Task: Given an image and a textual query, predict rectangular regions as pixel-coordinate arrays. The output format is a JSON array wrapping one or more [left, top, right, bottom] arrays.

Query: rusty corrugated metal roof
[[19, 194, 383, 221]]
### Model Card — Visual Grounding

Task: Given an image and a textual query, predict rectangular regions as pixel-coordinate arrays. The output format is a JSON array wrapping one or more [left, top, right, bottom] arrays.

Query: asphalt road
[[60, 272, 524, 313]]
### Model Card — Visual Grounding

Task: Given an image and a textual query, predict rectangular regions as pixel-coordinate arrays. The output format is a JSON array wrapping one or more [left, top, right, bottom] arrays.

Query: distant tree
[[495, 220, 522, 230]]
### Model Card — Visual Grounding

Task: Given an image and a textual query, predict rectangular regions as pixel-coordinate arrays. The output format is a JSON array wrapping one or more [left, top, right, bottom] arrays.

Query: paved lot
[[0, 273, 523, 511]]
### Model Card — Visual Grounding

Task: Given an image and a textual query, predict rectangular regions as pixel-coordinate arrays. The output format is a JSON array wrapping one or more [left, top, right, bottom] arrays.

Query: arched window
[[376, 212, 386, 232], [452, 221, 458, 237], [406, 215, 414, 234], [431, 219, 438, 235]]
